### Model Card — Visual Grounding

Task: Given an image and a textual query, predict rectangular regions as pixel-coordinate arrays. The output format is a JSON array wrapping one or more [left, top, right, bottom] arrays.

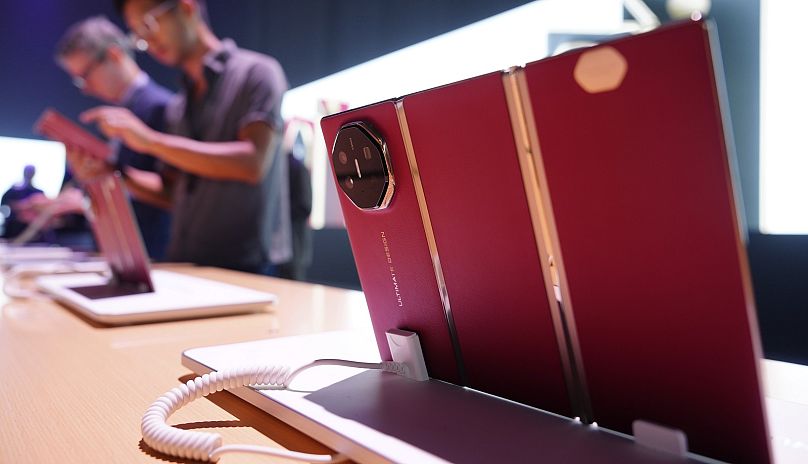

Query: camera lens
[[332, 122, 395, 210]]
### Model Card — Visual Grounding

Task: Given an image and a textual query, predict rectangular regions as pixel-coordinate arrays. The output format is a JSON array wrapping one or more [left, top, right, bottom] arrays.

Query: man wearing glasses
[[54, 15, 174, 260], [75, 0, 292, 275]]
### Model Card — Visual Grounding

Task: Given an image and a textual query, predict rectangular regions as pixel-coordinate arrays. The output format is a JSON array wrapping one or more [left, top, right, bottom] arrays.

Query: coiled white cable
[[142, 360, 408, 462]]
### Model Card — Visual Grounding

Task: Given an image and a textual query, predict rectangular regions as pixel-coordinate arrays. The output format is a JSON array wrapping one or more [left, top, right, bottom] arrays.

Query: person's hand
[[14, 193, 51, 223], [13, 188, 86, 225], [66, 145, 112, 182], [52, 188, 86, 216], [80, 106, 159, 154]]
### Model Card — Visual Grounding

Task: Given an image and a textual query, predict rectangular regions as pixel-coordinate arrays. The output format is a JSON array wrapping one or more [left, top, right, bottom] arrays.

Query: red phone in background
[[83, 173, 154, 291], [322, 18, 770, 464], [35, 108, 112, 160]]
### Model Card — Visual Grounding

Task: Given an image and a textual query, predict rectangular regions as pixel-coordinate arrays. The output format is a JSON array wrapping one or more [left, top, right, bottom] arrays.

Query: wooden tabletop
[[0, 264, 372, 464], [3, 264, 807, 464]]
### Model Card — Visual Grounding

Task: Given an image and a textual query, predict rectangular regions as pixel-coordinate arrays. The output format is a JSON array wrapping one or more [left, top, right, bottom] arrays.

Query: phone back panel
[[321, 102, 462, 384], [35, 109, 112, 160], [522, 21, 770, 463], [84, 173, 153, 289], [400, 73, 571, 415]]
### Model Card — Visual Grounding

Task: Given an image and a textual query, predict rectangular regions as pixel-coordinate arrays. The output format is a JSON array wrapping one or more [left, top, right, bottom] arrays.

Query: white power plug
[[386, 329, 429, 381]]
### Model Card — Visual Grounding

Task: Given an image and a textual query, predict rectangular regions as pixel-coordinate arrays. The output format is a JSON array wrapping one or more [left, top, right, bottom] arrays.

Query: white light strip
[[283, 0, 623, 121], [0, 136, 66, 199], [760, 0, 808, 234], [284, 0, 625, 228]]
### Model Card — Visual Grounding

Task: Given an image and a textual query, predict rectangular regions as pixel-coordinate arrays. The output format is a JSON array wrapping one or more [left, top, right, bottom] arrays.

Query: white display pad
[[36, 269, 276, 325], [182, 331, 716, 464]]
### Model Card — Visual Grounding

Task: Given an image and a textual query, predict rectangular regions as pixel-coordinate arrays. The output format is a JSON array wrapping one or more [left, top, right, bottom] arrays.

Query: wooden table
[[2, 264, 807, 463], [0, 265, 372, 463]]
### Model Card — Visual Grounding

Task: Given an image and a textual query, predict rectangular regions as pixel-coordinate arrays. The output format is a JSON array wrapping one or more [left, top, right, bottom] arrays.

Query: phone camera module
[[331, 122, 395, 210]]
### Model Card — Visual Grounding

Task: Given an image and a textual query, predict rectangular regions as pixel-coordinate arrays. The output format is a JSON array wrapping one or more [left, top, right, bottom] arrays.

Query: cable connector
[[386, 329, 429, 381]]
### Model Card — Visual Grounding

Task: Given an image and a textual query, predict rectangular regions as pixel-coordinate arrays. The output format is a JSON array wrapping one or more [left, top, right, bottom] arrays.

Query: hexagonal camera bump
[[331, 122, 395, 210]]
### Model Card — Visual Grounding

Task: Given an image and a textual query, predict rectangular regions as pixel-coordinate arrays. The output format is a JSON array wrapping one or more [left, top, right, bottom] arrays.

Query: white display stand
[[183, 331, 699, 464]]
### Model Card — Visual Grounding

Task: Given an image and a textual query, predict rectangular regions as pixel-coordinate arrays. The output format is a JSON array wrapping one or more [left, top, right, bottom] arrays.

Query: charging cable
[[142, 329, 429, 462], [142, 360, 407, 462]]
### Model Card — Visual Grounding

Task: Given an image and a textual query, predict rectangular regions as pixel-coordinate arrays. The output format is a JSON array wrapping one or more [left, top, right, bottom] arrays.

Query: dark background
[[0, 0, 761, 230], [1, 0, 805, 364]]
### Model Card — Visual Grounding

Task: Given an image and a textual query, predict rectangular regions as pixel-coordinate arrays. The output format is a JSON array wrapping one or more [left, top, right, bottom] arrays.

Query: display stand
[[183, 331, 699, 463]]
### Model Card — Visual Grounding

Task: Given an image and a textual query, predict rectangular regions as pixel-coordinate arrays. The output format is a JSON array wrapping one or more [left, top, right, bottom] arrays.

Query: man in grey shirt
[[77, 0, 291, 274]]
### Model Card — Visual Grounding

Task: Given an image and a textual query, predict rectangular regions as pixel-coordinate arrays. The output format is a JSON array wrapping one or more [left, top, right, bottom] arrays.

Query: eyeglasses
[[129, 0, 179, 51], [72, 49, 107, 89]]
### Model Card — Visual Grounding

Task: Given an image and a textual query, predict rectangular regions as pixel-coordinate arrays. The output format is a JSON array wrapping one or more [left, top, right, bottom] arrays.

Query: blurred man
[[76, 0, 292, 274], [55, 15, 174, 259], [1, 166, 43, 239]]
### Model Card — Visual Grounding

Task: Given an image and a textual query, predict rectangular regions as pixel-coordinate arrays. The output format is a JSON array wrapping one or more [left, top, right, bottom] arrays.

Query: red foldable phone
[[82, 173, 154, 292], [35, 108, 113, 160], [321, 74, 577, 418], [322, 19, 770, 464], [34, 109, 153, 293]]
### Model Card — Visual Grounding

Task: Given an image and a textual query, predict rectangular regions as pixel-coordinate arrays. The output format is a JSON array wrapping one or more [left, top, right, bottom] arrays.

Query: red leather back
[[402, 73, 571, 415], [84, 174, 153, 290], [321, 102, 462, 384], [522, 20, 769, 463]]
